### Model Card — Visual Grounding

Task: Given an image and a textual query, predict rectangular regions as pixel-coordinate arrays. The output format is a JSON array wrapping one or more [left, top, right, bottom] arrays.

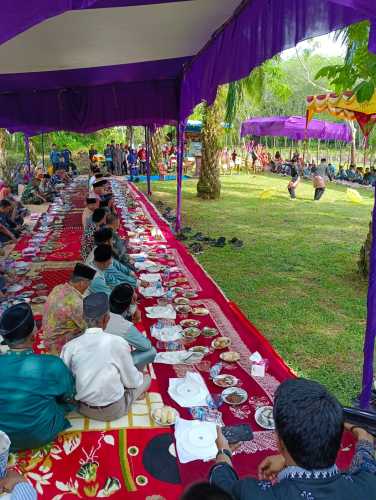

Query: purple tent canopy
[[241, 116, 352, 142], [0, 0, 374, 133]]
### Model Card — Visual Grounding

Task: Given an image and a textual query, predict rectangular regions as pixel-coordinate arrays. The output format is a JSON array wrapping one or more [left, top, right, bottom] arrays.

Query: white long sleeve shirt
[[61, 327, 143, 406]]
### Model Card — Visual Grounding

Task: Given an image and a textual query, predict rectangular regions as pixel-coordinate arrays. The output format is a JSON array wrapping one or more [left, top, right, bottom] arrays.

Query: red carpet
[[10, 179, 355, 499]]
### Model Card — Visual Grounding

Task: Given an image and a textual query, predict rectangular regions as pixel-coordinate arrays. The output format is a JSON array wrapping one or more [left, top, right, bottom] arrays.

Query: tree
[[150, 127, 164, 173], [0, 129, 6, 176], [197, 98, 222, 199]]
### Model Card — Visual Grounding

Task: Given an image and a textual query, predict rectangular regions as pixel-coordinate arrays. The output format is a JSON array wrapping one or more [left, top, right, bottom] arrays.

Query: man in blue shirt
[[50, 144, 61, 172], [61, 145, 71, 171]]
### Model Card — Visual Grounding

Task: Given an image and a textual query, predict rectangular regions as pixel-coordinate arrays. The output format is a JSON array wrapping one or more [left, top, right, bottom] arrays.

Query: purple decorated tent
[[241, 116, 352, 142], [0, 0, 376, 408]]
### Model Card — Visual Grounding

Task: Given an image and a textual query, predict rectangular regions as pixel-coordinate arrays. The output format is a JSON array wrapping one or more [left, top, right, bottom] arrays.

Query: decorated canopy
[[240, 116, 352, 142], [306, 91, 376, 137], [0, 1, 374, 134]]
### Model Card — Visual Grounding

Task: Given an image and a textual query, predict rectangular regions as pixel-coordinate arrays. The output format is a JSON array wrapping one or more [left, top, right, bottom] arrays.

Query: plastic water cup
[[0, 431, 10, 478]]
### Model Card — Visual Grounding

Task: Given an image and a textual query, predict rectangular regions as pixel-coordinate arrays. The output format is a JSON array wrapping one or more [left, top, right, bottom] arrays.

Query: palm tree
[[197, 98, 222, 199], [0, 129, 7, 177]]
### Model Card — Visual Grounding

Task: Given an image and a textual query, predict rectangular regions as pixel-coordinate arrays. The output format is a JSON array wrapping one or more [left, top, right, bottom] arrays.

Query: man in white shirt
[[107, 283, 156, 370], [61, 292, 151, 421]]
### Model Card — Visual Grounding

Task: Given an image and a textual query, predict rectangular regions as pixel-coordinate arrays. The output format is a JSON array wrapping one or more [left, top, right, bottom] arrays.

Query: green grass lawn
[[140, 173, 374, 405]]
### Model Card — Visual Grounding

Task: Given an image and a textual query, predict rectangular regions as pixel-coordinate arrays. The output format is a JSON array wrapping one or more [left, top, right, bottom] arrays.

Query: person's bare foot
[[136, 392, 146, 401]]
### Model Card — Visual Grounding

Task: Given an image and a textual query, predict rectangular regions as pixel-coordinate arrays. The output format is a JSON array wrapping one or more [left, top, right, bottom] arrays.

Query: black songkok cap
[[0, 303, 34, 344], [73, 263, 96, 281]]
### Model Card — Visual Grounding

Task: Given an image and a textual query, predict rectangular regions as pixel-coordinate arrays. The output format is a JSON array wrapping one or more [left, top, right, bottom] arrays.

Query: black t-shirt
[[291, 164, 299, 178]]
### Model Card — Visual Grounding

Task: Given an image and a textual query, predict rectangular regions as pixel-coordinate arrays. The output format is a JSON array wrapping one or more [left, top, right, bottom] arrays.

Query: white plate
[[152, 406, 179, 426], [173, 380, 206, 403], [14, 261, 29, 269], [7, 284, 24, 293], [186, 426, 214, 449], [255, 406, 275, 430], [222, 387, 248, 406]]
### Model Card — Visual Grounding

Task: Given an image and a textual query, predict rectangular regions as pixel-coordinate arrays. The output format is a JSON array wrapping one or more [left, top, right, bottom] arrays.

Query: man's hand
[[258, 455, 286, 481], [344, 423, 374, 443], [132, 308, 141, 324], [216, 426, 230, 451], [0, 470, 27, 493]]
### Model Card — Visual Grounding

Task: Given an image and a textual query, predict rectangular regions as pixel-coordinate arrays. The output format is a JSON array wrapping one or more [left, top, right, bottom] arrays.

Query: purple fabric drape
[[241, 116, 352, 142], [179, 0, 371, 119], [359, 190, 376, 408]]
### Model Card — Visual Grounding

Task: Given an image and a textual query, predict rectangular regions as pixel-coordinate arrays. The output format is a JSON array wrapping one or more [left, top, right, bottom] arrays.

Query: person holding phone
[[210, 378, 376, 499]]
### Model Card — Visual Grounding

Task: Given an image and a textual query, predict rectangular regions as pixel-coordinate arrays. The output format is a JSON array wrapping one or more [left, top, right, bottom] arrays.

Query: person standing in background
[[113, 144, 122, 175], [50, 144, 61, 172], [104, 143, 113, 174], [61, 145, 72, 172]]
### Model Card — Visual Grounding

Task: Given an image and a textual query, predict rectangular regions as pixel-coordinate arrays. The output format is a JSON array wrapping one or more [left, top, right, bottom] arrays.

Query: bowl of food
[[174, 297, 190, 306], [175, 305, 191, 314], [192, 307, 209, 316], [212, 337, 231, 350], [182, 327, 201, 340], [255, 406, 275, 430], [31, 295, 48, 304], [222, 387, 248, 406], [174, 277, 188, 284], [213, 374, 239, 388], [202, 327, 219, 338], [220, 351, 240, 363], [180, 319, 200, 328], [152, 406, 179, 426]]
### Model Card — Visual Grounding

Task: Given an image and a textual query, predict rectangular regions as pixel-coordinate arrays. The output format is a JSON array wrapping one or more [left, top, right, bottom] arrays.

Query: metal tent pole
[[175, 121, 185, 233], [359, 189, 376, 409]]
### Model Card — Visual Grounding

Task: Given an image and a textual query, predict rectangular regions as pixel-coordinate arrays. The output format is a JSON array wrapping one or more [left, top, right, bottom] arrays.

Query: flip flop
[[214, 237, 226, 247], [233, 240, 244, 248]]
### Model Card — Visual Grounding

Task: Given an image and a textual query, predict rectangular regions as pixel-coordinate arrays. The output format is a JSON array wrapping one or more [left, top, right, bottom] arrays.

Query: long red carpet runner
[[9, 178, 354, 499]]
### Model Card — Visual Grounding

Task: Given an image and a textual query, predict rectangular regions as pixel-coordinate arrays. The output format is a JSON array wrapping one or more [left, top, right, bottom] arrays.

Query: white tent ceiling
[[0, 0, 241, 74]]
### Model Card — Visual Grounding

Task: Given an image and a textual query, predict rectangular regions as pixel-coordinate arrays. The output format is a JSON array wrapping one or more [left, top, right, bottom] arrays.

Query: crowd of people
[[0, 161, 375, 499], [89, 141, 147, 177]]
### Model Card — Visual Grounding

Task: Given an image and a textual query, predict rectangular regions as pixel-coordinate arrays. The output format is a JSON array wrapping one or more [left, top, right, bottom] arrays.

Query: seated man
[[92, 179, 108, 201], [86, 227, 134, 273], [81, 207, 107, 261], [21, 178, 48, 205], [42, 263, 96, 355], [106, 213, 134, 268], [0, 303, 75, 451], [0, 199, 20, 244], [107, 283, 156, 370], [82, 197, 99, 228], [336, 165, 348, 181], [211, 378, 376, 499], [346, 164, 357, 181], [61, 293, 151, 421], [89, 244, 137, 295]]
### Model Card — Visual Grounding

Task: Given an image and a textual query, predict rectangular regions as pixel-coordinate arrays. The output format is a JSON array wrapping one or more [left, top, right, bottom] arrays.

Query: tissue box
[[249, 351, 267, 377]]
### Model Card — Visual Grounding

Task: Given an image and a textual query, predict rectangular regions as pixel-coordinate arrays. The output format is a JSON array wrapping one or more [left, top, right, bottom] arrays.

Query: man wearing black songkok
[[0, 303, 75, 451]]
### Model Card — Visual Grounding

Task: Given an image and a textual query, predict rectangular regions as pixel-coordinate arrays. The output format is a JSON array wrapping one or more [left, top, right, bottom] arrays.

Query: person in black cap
[[42, 263, 96, 355], [88, 244, 137, 295], [0, 303, 75, 451], [107, 283, 156, 370], [92, 179, 108, 201], [61, 292, 151, 421], [82, 196, 99, 228]]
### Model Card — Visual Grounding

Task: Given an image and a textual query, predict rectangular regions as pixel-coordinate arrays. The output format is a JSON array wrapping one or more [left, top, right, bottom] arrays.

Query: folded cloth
[[151, 324, 183, 342], [175, 418, 217, 463], [168, 372, 209, 407], [145, 305, 176, 320], [139, 286, 166, 298], [140, 273, 162, 283], [134, 260, 157, 271], [154, 351, 203, 365]]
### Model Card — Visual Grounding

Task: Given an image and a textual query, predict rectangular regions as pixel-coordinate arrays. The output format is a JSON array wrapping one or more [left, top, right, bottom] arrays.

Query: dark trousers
[[314, 188, 325, 201], [106, 160, 114, 173], [288, 186, 296, 199]]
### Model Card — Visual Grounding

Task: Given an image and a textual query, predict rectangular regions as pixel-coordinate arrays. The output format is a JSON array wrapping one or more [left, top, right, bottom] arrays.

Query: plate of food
[[183, 290, 198, 298], [31, 295, 47, 304], [152, 406, 179, 426], [255, 406, 275, 430], [202, 327, 219, 338], [7, 284, 24, 293], [180, 319, 200, 328], [175, 305, 191, 314], [33, 283, 48, 290], [192, 307, 209, 316], [172, 287, 185, 294], [167, 280, 177, 288], [220, 351, 240, 363], [174, 277, 188, 284], [14, 261, 29, 269], [222, 387, 248, 406], [174, 297, 190, 306], [182, 327, 201, 340], [188, 345, 209, 356], [212, 337, 231, 350], [213, 374, 239, 388]]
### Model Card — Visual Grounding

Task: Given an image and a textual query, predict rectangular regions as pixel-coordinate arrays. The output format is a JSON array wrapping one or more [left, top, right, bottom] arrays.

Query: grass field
[[140, 173, 375, 405]]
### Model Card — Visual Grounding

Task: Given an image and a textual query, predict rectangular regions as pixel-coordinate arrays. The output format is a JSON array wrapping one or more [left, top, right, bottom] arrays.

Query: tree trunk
[[126, 126, 134, 147], [150, 127, 164, 174], [197, 99, 221, 200], [0, 129, 6, 177]]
